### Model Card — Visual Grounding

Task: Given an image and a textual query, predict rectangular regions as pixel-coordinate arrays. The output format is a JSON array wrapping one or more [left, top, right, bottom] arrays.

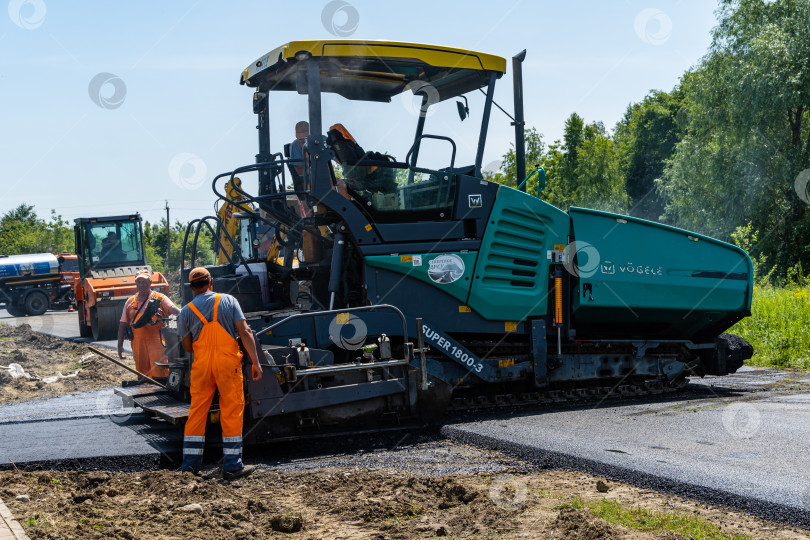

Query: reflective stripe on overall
[[181, 293, 246, 473]]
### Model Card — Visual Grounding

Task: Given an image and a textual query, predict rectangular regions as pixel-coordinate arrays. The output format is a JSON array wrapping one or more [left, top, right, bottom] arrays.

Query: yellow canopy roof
[[241, 40, 506, 102]]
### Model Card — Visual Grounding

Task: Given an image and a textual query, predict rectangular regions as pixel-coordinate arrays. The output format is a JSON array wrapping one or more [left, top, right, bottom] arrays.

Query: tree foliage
[[660, 0, 810, 274], [144, 219, 214, 274], [614, 88, 684, 221], [0, 205, 213, 275], [484, 127, 546, 190], [488, 119, 627, 213], [0, 205, 73, 255]]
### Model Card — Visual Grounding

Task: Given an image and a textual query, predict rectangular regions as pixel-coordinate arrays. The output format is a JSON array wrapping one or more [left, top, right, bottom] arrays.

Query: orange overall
[[129, 292, 169, 379], [181, 294, 246, 473]]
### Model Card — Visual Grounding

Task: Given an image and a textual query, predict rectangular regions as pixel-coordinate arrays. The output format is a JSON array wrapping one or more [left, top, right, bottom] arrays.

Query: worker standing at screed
[[178, 267, 263, 479], [117, 269, 181, 380]]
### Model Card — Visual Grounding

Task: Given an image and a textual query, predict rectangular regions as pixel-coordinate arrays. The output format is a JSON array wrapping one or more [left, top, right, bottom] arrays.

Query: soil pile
[[164, 269, 182, 306], [0, 324, 132, 404], [1, 468, 806, 540]]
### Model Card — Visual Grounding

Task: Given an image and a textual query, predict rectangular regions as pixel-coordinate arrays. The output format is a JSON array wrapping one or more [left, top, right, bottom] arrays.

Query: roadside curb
[[0, 497, 31, 540]]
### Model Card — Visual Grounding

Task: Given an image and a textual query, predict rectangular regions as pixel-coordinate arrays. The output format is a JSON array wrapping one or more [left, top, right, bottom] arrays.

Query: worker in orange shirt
[[177, 267, 263, 479], [117, 269, 181, 380]]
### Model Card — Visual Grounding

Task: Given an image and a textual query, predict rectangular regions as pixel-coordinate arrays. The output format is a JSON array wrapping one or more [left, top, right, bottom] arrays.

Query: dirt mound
[[0, 324, 133, 403], [165, 269, 183, 305], [0, 467, 804, 539], [553, 507, 617, 539]]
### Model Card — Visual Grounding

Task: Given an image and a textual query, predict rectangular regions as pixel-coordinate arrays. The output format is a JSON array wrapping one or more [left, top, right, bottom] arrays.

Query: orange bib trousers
[[181, 294, 246, 473]]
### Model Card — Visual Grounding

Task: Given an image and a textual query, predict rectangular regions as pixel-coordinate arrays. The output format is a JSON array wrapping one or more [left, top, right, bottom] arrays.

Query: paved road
[[0, 389, 180, 468], [443, 368, 810, 525], [0, 309, 168, 468]]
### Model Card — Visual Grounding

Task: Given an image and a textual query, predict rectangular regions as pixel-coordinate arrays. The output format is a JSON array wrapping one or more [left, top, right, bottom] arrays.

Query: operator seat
[[326, 124, 397, 195], [283, 143, 306, 194]]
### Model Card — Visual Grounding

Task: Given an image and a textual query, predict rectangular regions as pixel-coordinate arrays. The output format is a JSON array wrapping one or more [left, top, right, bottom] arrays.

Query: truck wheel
[[91, 305, 119, 341], [78, 301, 92, 338], [24, 291, 49, 316], [5, 304, 26, 317]]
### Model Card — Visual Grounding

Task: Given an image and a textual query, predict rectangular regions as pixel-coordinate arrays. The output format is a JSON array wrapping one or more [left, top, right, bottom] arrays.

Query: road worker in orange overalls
[[117, 269, 181, 380], [177, 267, 263, 478]]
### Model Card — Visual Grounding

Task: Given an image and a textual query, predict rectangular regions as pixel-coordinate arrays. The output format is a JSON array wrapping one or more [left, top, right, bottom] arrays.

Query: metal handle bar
[[255, 304, 408, 341], [405, 134, 457, 174], [211, 165, 323, 239], [180, 216, 252, 275]]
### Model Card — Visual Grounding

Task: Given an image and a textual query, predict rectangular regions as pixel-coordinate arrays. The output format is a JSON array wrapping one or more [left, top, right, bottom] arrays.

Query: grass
[[729, 285, 810, 370], [23, 513, 50, 528], [555, 496, 749, 540]]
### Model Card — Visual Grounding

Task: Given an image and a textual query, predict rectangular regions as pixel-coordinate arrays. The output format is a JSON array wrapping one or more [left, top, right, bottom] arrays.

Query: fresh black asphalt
[[442, 368, 810, 527]]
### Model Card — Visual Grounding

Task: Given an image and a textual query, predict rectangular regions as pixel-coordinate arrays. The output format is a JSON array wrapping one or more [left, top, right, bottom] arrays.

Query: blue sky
[[0, 1, 718, 226]]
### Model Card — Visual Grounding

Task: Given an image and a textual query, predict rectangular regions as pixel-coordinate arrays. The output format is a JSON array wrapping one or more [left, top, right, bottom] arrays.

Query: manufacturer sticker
[[412, 255, 422, 266], [428, 254, 465, 284], [619, 262, 663, 276], [468, 194, 482, 208], [400, 256, 413, 263]]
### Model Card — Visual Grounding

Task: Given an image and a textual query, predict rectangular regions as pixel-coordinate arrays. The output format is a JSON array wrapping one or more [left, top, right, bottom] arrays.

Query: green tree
[[574, 123, 628, 213], [660, 0, 810, 275], [541, 114, 586, 209], [561, 112, 585, 183], [614, 88, 684, 221], [0, 205, 73, 255], [542, 116, 628, 213], [143, 219, 214, 274], [487, 121, 626, 213], [484, 127, 545, 190]]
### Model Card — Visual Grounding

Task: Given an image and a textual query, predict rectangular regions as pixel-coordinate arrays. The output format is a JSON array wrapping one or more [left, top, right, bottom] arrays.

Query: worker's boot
[[222, 464, 255, 481]]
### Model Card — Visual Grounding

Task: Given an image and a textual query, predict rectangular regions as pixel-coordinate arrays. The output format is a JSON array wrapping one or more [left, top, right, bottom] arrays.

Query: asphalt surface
[[443, 368, 810, 527], [0, 389, 180, 470]]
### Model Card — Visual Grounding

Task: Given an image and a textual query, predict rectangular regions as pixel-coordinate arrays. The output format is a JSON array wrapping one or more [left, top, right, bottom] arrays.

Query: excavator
[[117, 41, 753, 443]]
